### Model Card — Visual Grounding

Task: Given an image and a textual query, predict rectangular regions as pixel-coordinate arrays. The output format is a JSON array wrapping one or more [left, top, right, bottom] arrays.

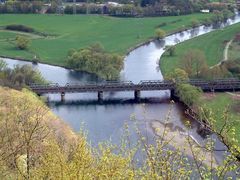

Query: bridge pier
[[170, 89, 178, 101], [98, 91, 103, 101], [61, 92, 65, 102], [134, 90, 141, 101]]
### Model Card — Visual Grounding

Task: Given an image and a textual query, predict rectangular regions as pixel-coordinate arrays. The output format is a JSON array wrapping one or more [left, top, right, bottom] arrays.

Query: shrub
[[191, 19, 199, 28], [5, 24, 34, 33], [155, 28, 166, 40], [15, 36, 30, 50]]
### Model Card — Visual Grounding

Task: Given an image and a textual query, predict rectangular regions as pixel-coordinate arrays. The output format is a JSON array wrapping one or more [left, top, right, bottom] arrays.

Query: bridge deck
[[30, 79, 240, 94]]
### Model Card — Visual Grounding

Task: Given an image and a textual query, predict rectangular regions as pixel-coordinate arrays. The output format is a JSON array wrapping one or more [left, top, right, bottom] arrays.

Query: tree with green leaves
[[155, 28, 166, 40], [181, 49, 208, 78], [166, 68, 189, 82], [67, 43, 123, 80], [15, 36, 30, 50], [176, 83, 202, 107]]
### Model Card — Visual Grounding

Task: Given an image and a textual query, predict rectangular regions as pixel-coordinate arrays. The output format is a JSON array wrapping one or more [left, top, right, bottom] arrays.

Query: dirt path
[[223, 39, 233, 61], [210, 39, 233, 69]]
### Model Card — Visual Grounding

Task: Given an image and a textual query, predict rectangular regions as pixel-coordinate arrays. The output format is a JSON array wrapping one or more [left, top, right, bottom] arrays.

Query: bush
[[191, 19, 199, 28], [15, 36, 30, 50], [155, 28, 166, 40], [165, 45, 176, 56], [5, 24, 34, 33]]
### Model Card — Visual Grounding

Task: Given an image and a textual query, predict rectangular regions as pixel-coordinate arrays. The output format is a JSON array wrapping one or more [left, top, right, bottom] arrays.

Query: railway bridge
[[29, 79, 240, 101]]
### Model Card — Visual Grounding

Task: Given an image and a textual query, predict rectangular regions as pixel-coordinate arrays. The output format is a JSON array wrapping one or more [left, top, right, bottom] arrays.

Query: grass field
[[229, 41, 240, 61], [0, 13, 212, 66], [160, 22, 240, 76], [200, 93, 240, 142]]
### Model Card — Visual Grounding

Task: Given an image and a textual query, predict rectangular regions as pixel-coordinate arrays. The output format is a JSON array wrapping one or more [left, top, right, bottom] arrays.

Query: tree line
[[0, 0, 236, 17]]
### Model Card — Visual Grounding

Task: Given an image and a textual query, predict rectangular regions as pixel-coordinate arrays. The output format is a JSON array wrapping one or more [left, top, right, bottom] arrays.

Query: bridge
[[29, 79, 240, 101]]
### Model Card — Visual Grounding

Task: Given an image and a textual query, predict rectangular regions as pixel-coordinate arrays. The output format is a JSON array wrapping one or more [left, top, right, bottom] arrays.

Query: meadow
[[200, 93, 240, 142], [0, 13, 212, 66], [160, 22, 240, 76]]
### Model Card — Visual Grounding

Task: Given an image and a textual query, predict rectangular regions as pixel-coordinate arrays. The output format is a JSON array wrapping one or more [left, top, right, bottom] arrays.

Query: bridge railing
[[29, 78, 240, 94]]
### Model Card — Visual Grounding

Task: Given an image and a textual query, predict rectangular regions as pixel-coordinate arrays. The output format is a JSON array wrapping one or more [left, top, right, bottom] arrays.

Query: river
[[2, 13, 240, 163]]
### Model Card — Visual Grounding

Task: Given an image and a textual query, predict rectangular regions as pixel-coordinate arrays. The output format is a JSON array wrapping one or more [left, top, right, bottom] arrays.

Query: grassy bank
[[160, 23, 240, 142], [0, 13, 212, 66], [160, 22, 240, 76], [200, 93, 240, 142]]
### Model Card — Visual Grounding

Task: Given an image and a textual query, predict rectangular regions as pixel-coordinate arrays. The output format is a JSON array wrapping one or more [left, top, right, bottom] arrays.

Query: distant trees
[[0, 0, 236, 18], [15, 36, 30, 50], [0, 1, 43, 14], [67, 43, 124, 80], [155, 28, 166, 40]]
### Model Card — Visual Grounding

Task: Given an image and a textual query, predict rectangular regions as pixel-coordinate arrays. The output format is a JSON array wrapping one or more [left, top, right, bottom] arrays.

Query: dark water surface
[[3, 13, 240, 162]]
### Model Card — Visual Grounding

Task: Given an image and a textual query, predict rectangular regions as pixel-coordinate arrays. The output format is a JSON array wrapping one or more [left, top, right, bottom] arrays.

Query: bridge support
[[134, 90, 141, 101], [170, 89, 178, 101], [61, 92, 65, 102], [98, 91, 103, 101]]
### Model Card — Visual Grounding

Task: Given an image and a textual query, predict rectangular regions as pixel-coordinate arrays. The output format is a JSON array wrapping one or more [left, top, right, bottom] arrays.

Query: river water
[[3, 13, 240, 163]]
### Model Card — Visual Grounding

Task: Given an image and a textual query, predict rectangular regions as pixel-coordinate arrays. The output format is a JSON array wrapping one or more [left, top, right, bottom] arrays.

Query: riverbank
[[160, 20, 240, 143], [160, 22, 240, 76], [151, 120, 218, 167], [200, 92, 240, 143]]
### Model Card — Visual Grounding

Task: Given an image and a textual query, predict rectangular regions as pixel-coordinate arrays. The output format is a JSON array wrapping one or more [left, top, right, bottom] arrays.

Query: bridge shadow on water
[[47, 97, 171, 107]]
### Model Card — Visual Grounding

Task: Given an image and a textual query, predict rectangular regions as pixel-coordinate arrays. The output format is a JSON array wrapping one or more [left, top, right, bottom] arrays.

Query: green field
[[0, 13, 212, 66], [200, 93, 240, 142], [160, 22, 240, 76], [229, 41, 240, 61]]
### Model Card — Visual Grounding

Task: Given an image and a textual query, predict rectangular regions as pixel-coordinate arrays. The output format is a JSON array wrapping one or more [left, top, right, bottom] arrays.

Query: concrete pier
[[98, 91, 103, 101], [170, 89, 178, 101], [61, 92, 65, 102], [134, 90, 141, 101]]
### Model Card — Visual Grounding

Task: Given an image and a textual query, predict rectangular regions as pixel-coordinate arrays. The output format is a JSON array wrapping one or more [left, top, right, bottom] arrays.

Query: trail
[[210, 39, 233, 69], [223, 39, 233, 61]]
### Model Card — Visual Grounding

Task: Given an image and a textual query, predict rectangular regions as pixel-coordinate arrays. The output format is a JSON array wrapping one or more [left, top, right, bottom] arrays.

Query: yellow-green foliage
[[0, 87, 239, 179], [15, 35, 30, 50]]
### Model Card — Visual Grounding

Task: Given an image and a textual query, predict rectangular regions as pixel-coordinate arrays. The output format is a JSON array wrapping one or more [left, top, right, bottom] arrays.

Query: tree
[[155, 28, 166, 40], [0, 59, 7, 72], [211, 10, 224, 23], [181, 49, 208, 78], [67, 43, 123, 80], [191, 19, 199, 28], [166, 68, 189, 82], [165, 45, 176, 56], [15, 36, 30, 50], [176, 83, 202, 107]]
